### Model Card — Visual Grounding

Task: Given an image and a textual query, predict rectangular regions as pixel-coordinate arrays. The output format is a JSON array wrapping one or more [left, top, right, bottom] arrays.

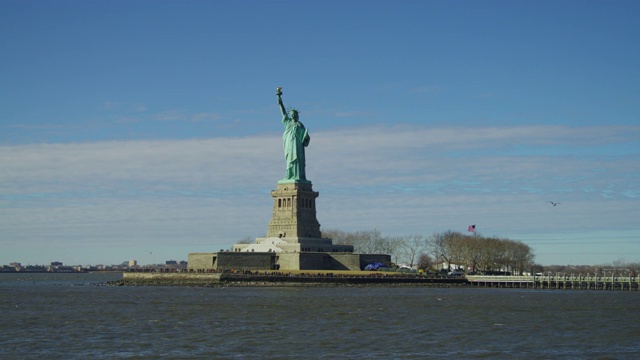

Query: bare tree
[[427, 232, 449, 270], [427, 231, 462, 271], [483, 237, 507, 272], [399, 234, 427, 268], [460, 235, 482, 273], [323, 229, 397, 256], [237, 236, 254, 244], [380, 236, 404, 265], [507, 240, 534, 275], [444, 231, 467, 270], [322, 229, 349, 243], [417, 253, 434, 270]]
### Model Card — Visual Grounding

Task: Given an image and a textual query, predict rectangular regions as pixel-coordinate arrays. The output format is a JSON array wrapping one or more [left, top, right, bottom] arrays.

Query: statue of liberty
[[276, 87, 310, 183]]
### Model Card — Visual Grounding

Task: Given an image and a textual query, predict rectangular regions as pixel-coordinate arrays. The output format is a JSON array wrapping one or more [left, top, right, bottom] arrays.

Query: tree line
[[428, 230, 536, 274], [239, 230, 637, 275], [322, 229, 537, 275]]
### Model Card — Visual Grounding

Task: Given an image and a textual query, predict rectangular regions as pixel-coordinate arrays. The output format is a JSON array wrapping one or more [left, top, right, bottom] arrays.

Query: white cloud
[[191, 113, 222, 122], [103, 101, 118, 109], [333, 110, 377, 118], [1, 124, 638, 265], [154, 110, 187, 121], [410, 86, 440, 94]]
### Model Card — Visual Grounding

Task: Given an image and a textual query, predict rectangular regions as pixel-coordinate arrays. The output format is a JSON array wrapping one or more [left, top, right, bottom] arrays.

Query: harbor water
[[1, 273, 639, 359]]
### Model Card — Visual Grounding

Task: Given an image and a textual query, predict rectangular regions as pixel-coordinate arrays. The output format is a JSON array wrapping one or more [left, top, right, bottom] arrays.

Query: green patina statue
[[276, 87, 310, 183]]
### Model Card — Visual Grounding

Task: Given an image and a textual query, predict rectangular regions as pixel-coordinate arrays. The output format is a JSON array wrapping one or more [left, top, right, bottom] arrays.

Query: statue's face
[[289, 110, 299, 121]]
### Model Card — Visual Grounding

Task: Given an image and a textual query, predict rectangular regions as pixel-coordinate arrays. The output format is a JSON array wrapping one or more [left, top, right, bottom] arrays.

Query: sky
[[1, 0, 639, 266]]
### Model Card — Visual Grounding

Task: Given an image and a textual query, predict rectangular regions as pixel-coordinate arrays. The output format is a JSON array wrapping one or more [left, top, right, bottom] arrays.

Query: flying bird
[[548, 201, 560, 206]]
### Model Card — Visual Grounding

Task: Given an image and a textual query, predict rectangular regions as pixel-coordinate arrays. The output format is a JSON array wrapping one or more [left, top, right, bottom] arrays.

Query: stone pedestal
[[204, 179, 381, 272], [232, 180, 354, 254], [267, 181, 321, 239]]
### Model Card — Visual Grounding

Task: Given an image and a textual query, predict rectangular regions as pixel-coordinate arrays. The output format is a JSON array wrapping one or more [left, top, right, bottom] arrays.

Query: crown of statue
[[288, 107, 300, 114]]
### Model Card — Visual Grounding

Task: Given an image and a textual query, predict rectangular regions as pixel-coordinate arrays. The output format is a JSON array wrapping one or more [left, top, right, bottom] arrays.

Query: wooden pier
[[467, 274, 640, 291]]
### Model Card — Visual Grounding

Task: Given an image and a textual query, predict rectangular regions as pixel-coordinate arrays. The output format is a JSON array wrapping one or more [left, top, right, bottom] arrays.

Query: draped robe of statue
[[281, 111, 310, 182]]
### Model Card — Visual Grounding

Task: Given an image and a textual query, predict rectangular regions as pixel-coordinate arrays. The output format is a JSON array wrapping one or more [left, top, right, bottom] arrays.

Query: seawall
[[117, 272, 468, 287], [120, 273, 223, 286]]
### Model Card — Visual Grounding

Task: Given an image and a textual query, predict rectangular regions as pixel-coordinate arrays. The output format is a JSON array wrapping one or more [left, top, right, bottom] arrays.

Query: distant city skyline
[[1, 1, 639, 266]]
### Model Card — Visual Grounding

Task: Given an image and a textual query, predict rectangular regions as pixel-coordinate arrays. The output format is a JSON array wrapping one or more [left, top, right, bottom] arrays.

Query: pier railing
[[467, 274, 639, 291]]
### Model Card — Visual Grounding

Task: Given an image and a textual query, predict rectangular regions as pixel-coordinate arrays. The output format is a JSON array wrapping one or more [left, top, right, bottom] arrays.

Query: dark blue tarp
[[364, 262, 388, 271]]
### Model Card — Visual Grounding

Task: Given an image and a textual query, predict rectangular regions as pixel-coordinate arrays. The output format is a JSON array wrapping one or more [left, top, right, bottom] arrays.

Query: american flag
[[468, 224, 476, 232]]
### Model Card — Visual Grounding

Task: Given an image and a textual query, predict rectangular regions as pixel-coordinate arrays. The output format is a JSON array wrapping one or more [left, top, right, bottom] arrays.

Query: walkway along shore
[[110, 272, 639, 290], [468, 274, 640, 291]]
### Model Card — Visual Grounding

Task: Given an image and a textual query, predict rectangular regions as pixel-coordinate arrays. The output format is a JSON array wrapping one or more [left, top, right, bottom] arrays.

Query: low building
[[188, 182, 390, 271], [189, 251, 390, 272]]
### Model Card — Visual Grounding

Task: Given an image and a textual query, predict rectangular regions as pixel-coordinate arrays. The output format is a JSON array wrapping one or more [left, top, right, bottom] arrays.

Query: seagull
[[548, 201, 560, 206]]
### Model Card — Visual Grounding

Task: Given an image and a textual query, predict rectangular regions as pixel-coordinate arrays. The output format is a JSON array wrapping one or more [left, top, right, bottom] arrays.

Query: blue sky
[[1, 0, 639, 266]]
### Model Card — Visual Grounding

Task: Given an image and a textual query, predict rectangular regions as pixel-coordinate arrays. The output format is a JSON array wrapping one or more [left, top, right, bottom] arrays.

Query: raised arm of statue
[[276, 87, 287, 116], [277, 93, 287, 117]]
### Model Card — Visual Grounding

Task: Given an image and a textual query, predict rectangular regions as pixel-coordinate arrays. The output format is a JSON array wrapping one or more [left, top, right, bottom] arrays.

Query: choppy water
[[1, 273, 639, 359]]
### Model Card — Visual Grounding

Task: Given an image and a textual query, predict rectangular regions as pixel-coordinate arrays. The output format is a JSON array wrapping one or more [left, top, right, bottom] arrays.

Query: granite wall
[[188, 251, 392, 271]]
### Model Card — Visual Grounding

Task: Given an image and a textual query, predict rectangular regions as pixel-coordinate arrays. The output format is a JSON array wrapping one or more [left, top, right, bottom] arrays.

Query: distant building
[[1, 265, 17, 272]]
